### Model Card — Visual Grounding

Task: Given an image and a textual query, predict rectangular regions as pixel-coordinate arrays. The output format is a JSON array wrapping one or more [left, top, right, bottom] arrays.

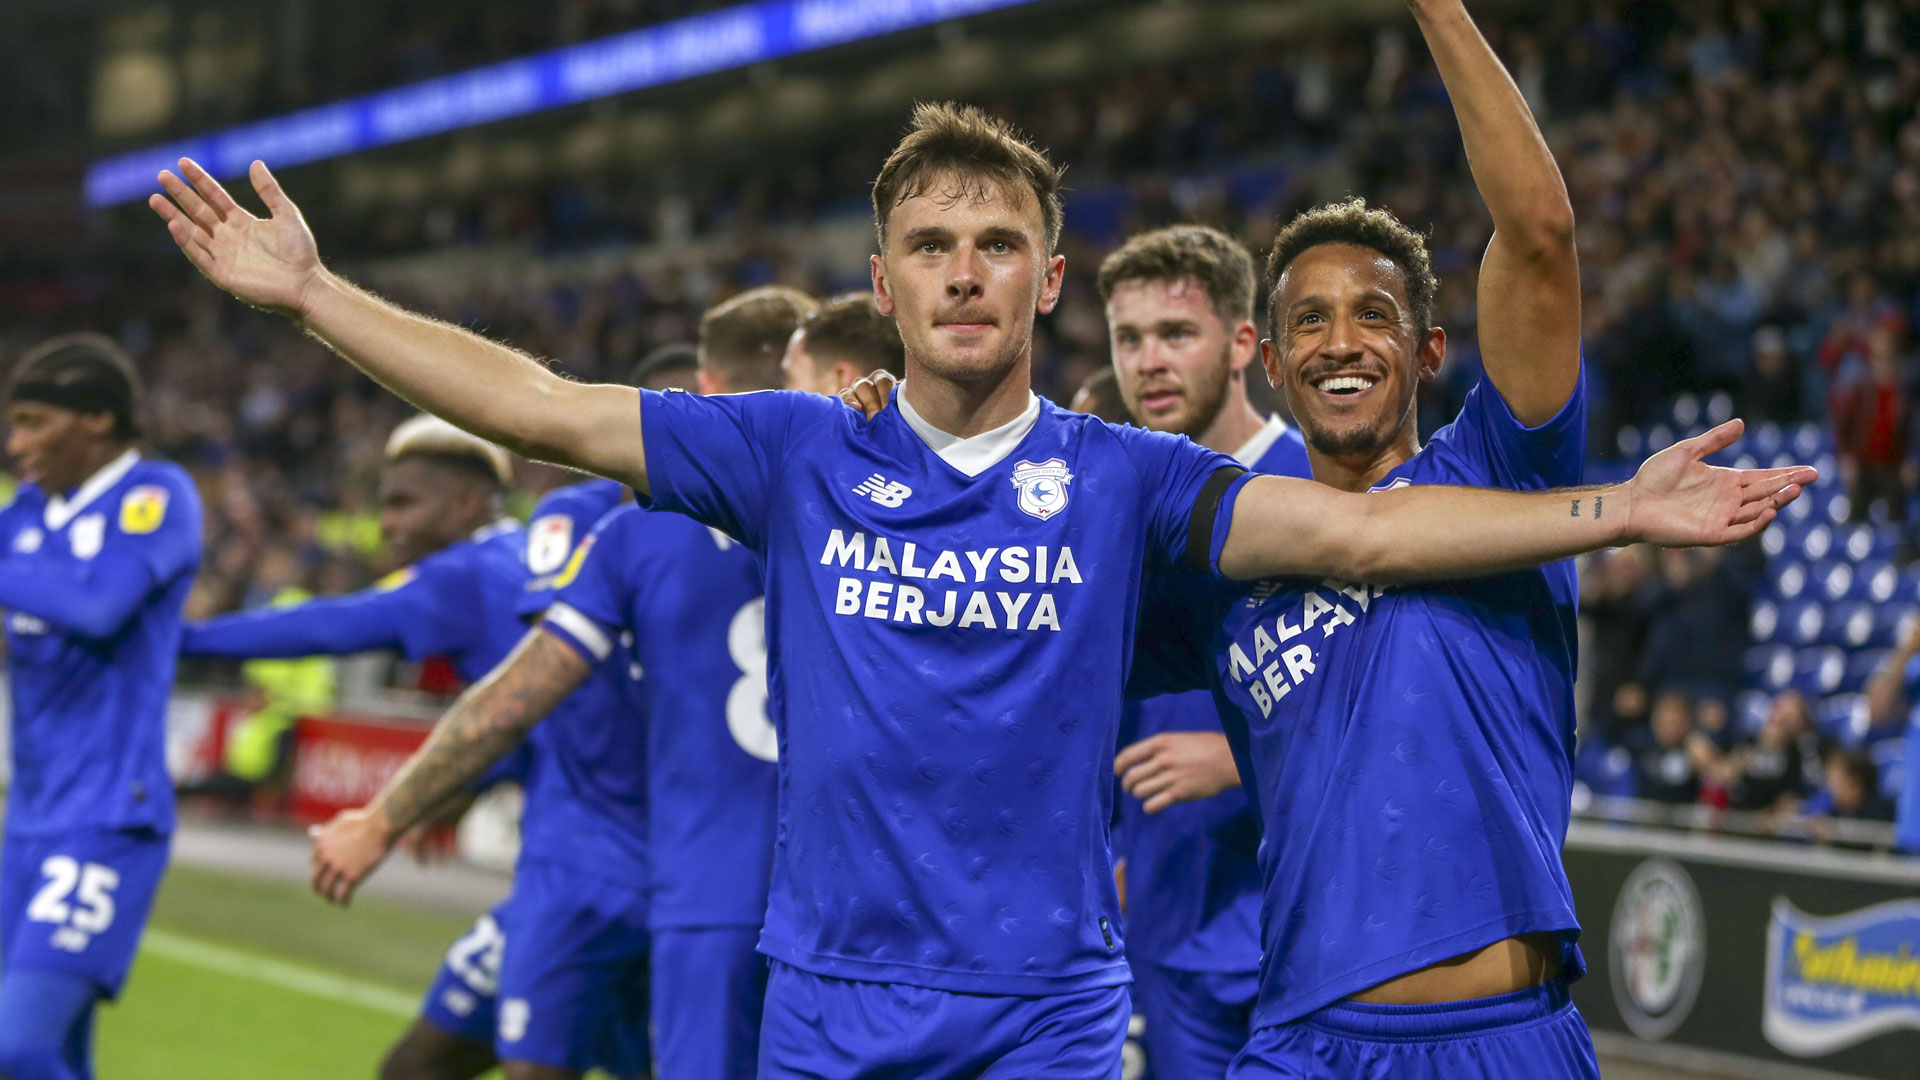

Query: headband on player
[[9, 378, 134, 423]]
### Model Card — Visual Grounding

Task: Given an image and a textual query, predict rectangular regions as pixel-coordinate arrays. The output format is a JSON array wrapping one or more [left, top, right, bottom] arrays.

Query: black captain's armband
[[1185, 466, 1247, 574]]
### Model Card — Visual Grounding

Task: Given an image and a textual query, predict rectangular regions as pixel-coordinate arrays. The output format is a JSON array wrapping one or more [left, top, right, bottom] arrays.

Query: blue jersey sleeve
[[1109, 423, 1243, 573], [1438, 368, 1588, 490], [0, 474, 202, 640], [183, 558, 467, 660], [542, 507, 640, 664], [639, 388, 826, 548], [521, 489, 613, 620]]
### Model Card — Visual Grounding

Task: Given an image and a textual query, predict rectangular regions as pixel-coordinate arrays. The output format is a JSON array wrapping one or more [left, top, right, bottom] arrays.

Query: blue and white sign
[[1765, 897, 1920, 1056], [85, 0, 1043, 207]]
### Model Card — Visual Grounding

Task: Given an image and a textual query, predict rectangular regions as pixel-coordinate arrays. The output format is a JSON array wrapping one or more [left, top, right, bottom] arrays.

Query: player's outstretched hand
[[837, 370, 899, 419], [149, 158, 323, 318], [308, 806, 396, 907], [1624, 419, 1817, 548], [1115, 731, 1242, 814]]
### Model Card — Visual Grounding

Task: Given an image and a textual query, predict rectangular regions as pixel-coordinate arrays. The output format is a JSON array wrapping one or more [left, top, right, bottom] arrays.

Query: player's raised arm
[[149, 159, 648, 491], [1217, 420, 1815, 582], [1412, 0, 1579, 424], [308, 626, 591, 905]]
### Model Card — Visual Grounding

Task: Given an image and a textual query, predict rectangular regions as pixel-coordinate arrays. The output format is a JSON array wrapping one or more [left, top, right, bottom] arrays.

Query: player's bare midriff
[[1348, 932, 1562, 1005]]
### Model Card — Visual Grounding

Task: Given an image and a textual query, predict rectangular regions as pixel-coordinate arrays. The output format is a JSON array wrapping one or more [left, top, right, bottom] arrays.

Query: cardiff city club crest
[[1010, 459, 1074, 521]]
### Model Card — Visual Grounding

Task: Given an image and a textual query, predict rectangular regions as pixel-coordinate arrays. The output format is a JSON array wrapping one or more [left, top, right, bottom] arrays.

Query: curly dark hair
[[1262, 198, 1438, 340]]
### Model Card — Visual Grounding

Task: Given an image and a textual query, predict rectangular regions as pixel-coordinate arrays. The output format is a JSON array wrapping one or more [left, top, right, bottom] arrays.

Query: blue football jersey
[[546, 503, 776, 928], [0, 452, 202, 837], [1120, 418, 1311, 974], [1153, 376, 1589, 1029], [636, 386, 1237, 995], [514, 481, 649, 890], [182, 520, 528, 684]]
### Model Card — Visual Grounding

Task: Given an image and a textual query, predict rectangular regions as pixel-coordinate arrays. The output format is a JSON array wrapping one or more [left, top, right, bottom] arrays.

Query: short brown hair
[[871, 102, 1066, 255], [1263, 197, 1438, 340], [799, 292, 905, 379], [1096, 225, 1256, 328], [698, 285, 818, 391]]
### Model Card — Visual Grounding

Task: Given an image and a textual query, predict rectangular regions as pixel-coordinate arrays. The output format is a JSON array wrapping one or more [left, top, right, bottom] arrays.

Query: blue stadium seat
[[1790, 422, 1828, 457], [1761, 526, 1788, 560], [1825, 493, 1852, 523], [1860, 559, 1900, 604], [1615, 426, 1642, 459], [1865, 606, 1910, 651], [1873, 738, 1906, 801], [1813, 560, 1855, 601], [1780, 599, 1825, 646], [1670, 394, 1700, 427], [1735, 690, 1772, 737], [1646, 424, 1676, 454], [1749, 600, 1781, 644], [1745, 645, 1795, 691], [1792, 647, 1847, 697], [1845, 649, 1892, 694], [1815, 692, 1868, 745], [1837, 523, 1889, 561], [1749, 422, 1785, 460], [1705, 392, 1735, 427], [1902, 565, 1920, 605], [1828, 601, 1876, 649], [1772, 560, 1810, 600], [1798, 524, 1834, 562]]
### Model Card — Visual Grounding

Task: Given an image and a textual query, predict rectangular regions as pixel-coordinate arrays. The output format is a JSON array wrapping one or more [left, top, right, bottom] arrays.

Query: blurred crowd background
[[3, 0, 1920, 838]]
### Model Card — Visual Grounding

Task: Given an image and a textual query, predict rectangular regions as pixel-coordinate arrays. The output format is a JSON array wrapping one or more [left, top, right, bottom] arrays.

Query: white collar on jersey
[[44, 448, 140, 532], [1231, 414, 1293, 469], [895, 385, 1042, 479], [472, 518, 523, 542]]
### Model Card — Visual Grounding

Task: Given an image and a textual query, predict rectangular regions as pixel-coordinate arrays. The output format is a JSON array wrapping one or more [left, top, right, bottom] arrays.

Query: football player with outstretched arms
[[154, 100, 1808, 1077]]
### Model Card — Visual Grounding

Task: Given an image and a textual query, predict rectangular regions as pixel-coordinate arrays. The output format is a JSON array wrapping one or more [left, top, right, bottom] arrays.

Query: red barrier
[[287, 713, 434, 824]]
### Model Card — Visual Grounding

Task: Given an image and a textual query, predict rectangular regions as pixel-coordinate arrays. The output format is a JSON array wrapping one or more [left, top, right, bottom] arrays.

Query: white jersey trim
[[1231, 415, 1291, 470], [543, 603, 613, 661], [896, 387, 1041, 479], [44, 448, 140, 532]]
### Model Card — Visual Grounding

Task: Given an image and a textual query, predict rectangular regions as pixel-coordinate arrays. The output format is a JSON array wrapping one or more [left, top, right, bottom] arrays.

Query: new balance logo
[[853, 474, 913, 508]]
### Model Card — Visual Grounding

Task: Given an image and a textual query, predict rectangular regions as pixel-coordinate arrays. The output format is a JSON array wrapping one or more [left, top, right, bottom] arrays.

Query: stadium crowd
[[3, 0, 1919, 831]]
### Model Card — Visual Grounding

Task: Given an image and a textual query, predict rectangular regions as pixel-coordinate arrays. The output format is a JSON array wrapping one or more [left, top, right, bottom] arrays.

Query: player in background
[[0, 334, 201, 1080], [781, 291, 906, 395], [180, 416, 531, 1080], [1068, 368, 1130, 425], [309, 287, 816, 1078], [494, 287, 807, 1080], [1101, 226, 1309, 1077], [155, 99, 1806, 1078], [1136, 3, 1612, 1074], [631, 341, 700, 391]]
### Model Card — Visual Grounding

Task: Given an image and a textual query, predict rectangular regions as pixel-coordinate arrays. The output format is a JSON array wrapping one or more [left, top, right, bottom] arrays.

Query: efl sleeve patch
[[119, 485, 170, 535]]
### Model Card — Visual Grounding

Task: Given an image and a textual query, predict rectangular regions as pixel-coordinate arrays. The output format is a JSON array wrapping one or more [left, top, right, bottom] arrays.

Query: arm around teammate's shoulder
[[1217, 420, 1815, 583]]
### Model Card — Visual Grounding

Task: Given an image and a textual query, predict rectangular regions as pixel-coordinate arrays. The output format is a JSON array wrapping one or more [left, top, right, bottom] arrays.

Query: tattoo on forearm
[[1594, 495, 1603, 519], [1570, 498, 1580, 517], [379, 630, 587, 831]]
